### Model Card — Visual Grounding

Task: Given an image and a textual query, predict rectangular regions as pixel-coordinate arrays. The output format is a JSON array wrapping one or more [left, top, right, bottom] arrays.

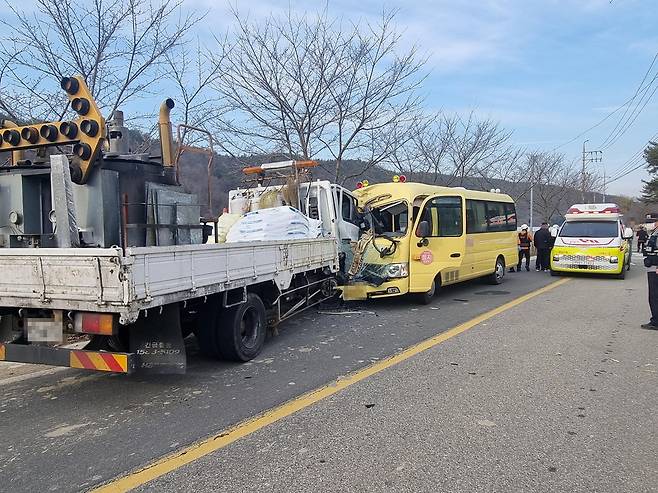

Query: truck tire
[[197, 293, 267, 362], [196, 299, 221, 358], [488, 256, 505, 285], [217, 293, 267, 362]]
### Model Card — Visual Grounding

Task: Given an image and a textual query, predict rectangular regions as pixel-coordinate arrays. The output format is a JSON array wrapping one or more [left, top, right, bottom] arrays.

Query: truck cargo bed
[[0, 238, 338, 323]]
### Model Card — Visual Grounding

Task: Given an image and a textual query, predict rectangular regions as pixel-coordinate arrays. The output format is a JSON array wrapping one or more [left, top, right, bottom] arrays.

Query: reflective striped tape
[[70, 350, 128, 373]]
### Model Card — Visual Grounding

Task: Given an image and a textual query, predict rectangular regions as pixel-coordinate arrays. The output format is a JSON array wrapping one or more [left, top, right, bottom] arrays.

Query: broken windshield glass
[[369, 201, 409, 237]]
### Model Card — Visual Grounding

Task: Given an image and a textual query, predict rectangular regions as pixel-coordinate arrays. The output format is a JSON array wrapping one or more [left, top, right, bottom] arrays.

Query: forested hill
[[178, 152, 638, 226]]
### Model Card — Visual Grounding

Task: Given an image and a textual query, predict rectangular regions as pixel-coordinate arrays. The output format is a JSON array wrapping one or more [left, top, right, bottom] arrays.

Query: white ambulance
[[550, 203, 633, 278]]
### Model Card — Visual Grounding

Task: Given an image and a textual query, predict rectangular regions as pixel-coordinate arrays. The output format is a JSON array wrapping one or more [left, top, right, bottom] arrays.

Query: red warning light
[[399, 175, 407, 183]]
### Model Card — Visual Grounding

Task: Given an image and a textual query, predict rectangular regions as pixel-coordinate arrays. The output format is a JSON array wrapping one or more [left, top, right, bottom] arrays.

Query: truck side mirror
[[623, 227, 633, 240]]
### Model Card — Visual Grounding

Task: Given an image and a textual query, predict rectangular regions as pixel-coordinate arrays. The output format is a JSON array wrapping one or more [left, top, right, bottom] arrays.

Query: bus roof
[[352, 182, 514, 205]]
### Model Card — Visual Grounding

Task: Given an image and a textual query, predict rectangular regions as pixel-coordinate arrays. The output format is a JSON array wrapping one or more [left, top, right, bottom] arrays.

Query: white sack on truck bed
[[225, 206, 322, 243]]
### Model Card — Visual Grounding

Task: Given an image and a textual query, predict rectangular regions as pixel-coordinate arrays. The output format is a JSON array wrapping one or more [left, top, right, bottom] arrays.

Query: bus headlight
[[553, 255, 560, 262], [385, 263, 409, 278], [609, 256, 618, 264]]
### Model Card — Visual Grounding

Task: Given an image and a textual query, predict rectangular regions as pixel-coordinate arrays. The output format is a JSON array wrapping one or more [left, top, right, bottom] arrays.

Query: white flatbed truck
[[0, 76, 359, 374]]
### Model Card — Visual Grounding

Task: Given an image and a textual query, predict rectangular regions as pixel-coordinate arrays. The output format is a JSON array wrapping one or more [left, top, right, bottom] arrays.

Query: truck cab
[[227, 179, 360, 244]]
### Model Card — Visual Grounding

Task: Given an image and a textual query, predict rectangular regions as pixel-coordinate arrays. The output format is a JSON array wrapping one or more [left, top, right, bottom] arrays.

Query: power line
[[599, 52, 658, 149], [607, 147, 646, 181], [604, 132, 658, 185], [600, 75, 658, 149], [606, 158, 647, 185], [550, 100, 632, 152], [551, 52, 658, 154], [607, 152, 645, 182]]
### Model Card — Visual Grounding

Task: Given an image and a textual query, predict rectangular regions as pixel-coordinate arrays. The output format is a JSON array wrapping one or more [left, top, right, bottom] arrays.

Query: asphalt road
[[2, 265, 656, 492]]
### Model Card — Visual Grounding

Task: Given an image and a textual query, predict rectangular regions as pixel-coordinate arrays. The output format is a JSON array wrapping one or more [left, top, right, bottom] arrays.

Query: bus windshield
[[369, 201, 409, 237], [560, 220, 618, 238]]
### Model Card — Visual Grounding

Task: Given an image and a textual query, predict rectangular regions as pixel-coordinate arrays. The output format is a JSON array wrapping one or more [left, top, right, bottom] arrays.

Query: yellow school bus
[[342, 182, 518, 303]]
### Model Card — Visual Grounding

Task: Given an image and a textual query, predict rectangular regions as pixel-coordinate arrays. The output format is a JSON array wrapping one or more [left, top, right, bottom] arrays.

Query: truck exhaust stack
[[159, 98, 175, 167]]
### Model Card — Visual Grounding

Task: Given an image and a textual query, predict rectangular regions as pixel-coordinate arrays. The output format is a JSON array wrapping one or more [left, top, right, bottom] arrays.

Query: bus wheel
[[615, 267, 627, 280], [417, 279, 436, 305], [488, 256, 505, 285]]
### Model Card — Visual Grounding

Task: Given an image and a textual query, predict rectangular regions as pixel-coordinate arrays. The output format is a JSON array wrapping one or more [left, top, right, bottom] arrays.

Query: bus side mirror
[[623, 227, 633, 240], [416, 220, 430, 247]]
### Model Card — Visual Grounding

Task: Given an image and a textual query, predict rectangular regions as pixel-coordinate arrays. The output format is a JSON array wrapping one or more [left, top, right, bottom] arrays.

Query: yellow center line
[[91, 278, 570, 493]]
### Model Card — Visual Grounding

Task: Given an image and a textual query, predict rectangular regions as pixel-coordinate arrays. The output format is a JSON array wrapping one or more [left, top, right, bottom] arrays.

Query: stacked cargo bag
[[225, 206, 323, 243], [214, 213, 242, 243]]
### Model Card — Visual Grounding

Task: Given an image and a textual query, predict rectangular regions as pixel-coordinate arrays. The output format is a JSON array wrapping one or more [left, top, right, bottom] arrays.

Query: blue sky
[[2, 0, 657, 197], [186, 0, 658, 197]]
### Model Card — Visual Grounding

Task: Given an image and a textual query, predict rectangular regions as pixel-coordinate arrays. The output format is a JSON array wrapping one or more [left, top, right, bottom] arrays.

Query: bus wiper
[[373, 235, 398, 258]]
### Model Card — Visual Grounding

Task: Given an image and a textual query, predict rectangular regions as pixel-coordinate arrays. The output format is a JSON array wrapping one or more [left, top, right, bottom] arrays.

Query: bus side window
[[421, 197, 463, 237], [504, 203, 517, 231], [466, 200, 487, 233]]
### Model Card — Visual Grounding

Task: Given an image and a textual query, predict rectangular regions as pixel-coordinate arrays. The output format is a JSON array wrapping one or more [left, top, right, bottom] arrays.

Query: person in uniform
[[511, 224, 532, 272], [642, 264, 658, 330], [533, 222, 552, 272]]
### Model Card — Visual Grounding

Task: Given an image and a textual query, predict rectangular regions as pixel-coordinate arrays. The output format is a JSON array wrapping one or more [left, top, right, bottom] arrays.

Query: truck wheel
[[488, 256, 505, 285], [216, 293, 267, 362], [196, 299, 221, 358], [416, 279, 436, 305]]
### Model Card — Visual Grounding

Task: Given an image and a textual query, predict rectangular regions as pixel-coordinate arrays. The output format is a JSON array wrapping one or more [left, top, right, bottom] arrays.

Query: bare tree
[[475, 147, 528, 200], [443, 113, 515, 186], [166, 40, 228, 145], [531, 152, 578, 223], [211, 8, 426, 182], [399, 111, 522, 190], [1, 0, 200, 122], [399, 113, 454, 183]]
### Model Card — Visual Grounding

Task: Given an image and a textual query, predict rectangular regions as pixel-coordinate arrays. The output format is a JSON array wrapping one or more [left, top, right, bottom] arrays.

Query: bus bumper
[[341, 279, 409, 300]]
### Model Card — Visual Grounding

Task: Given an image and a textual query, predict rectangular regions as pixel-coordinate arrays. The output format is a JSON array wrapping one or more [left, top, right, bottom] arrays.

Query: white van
[[550, 203, 633, 278]]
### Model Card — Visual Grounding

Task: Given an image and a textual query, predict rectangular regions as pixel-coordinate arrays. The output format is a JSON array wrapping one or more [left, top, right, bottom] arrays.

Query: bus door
[[410, 195, 465, 290]]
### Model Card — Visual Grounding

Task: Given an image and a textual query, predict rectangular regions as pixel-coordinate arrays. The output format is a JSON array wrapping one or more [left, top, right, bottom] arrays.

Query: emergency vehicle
[[550, 203, 633, 278]]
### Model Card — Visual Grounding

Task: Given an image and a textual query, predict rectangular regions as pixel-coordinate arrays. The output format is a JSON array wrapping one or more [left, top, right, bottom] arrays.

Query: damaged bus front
[[344, 197, 412, 299], [342, 181, 518, 304]]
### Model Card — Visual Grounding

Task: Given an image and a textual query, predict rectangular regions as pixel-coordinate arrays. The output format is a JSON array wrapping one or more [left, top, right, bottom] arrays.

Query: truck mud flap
[[129, 303, 186, 374], [0, 343, 135, 373]]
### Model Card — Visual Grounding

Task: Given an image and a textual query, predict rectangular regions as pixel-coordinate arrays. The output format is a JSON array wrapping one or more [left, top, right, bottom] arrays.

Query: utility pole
[[529, 154, 535, 229], [602, 161, 607, 202], [581, 140, 602, 202]]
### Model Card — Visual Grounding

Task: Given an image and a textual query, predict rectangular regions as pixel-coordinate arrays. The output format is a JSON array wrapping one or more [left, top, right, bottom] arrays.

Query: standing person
[[641, 263, 658, 330], [637, 226, 648, 253], [533, 222, 552, 272], [513, 224, 532, 272]]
